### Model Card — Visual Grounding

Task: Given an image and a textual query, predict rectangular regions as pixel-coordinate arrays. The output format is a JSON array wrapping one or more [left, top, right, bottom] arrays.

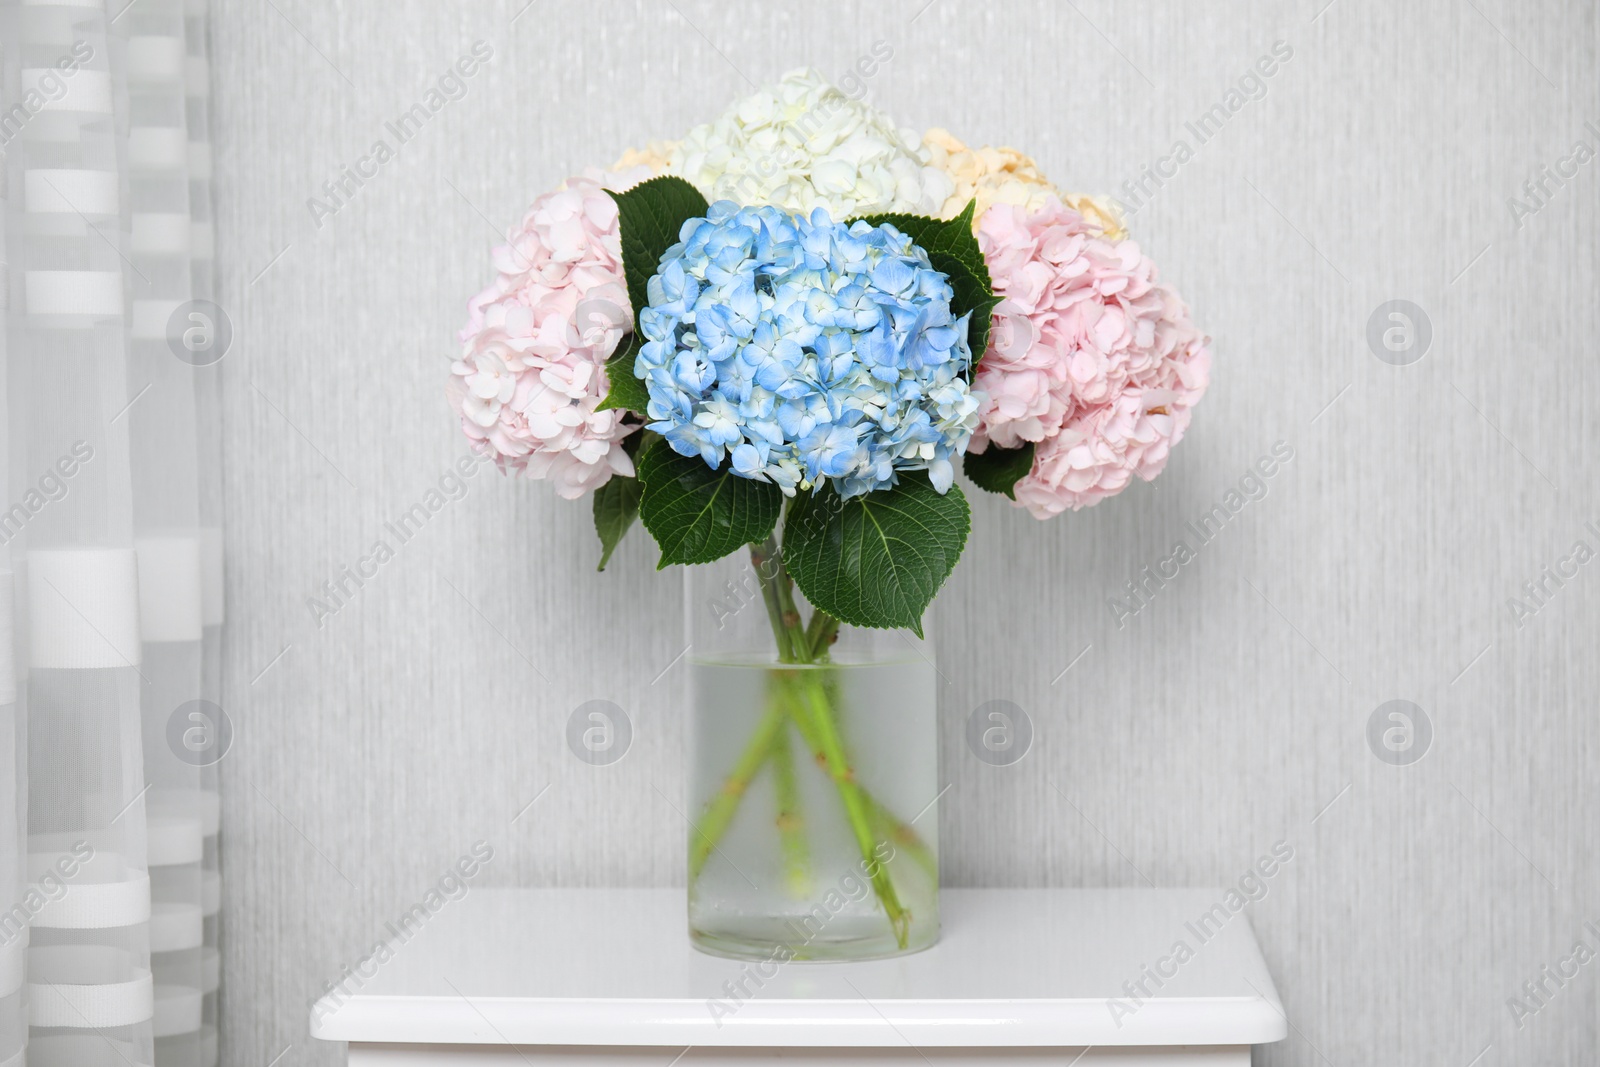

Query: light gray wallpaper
[[210, 1, 1599, 1065]]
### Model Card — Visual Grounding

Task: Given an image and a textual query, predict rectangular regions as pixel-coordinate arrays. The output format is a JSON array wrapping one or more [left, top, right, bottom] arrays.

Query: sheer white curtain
[[2, 92, 24, 1067], [181, 6, 223, 1060], [1, 2, 220, 1066], [2, 402, 22, 1067]]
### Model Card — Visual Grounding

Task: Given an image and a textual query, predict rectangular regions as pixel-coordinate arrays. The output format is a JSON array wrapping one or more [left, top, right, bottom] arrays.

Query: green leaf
[[596, 331, 649, 414], [592, 431, 652, 570], [784, 473, 971, 637], [599, 176, 710, 414], [614, 176, 709, 325], [636, 438, 782, 567], [851, 201, 999, 368], [963, 443, 1035, 499], [592, 475, 644, 571]]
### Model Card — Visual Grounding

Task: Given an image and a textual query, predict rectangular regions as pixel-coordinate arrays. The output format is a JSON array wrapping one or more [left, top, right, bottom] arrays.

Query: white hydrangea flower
[[668, 68, 954, 218]]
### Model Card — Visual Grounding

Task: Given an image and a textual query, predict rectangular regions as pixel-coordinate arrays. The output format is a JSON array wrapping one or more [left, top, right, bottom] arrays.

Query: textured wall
[[210, 1, 1599, 1065]]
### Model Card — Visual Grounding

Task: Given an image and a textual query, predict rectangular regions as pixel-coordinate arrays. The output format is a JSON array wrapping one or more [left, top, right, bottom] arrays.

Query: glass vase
[[684, 540, 940, 961]]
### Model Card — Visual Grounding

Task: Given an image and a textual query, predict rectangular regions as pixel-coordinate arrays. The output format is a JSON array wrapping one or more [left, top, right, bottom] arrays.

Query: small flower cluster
[[636, 202, 978, 498], [668, 68, 953, 219], [448, 166, 654, 498], [972, 196, 1210, 516]]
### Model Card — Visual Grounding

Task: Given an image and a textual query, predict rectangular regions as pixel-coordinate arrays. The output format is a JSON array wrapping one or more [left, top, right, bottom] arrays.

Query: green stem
[[770, 570, 809, 663], [780, 678, 939, 893], [803, 610, 842, 662], [750, 537, 796, 663], [769, 716, 812, 897], [687, 702, 786, 884], [786, 669, 910, 948], [873, 798, 938, 884]]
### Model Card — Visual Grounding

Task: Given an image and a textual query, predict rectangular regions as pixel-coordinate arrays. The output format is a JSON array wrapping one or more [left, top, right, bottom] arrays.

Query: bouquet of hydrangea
[[450, 68, 1209, 957]]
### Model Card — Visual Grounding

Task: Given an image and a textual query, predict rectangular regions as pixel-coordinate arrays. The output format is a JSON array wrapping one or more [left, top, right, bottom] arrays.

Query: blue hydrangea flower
[[635, 201, 980, 499]]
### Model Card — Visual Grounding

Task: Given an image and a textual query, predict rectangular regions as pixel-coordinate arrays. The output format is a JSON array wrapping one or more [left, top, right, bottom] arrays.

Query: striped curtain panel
[[1, 3, 223, 1067]]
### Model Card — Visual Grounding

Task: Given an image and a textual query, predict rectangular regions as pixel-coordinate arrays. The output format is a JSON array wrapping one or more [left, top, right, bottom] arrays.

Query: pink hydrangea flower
[[448, 166, 655, 499], [971, 196, 1209, 517]]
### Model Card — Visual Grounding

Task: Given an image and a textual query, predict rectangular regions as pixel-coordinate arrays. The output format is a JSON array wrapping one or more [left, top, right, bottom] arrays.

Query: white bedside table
[[311, 888, 1285, 1066]]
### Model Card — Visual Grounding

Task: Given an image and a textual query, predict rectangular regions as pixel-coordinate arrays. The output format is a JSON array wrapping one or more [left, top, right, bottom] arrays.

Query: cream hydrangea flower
[[612, 140, 676, 175], [924, 127, 1127, 240], [668, 68, 953, 218], [1062, 193, 1126, 240]]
